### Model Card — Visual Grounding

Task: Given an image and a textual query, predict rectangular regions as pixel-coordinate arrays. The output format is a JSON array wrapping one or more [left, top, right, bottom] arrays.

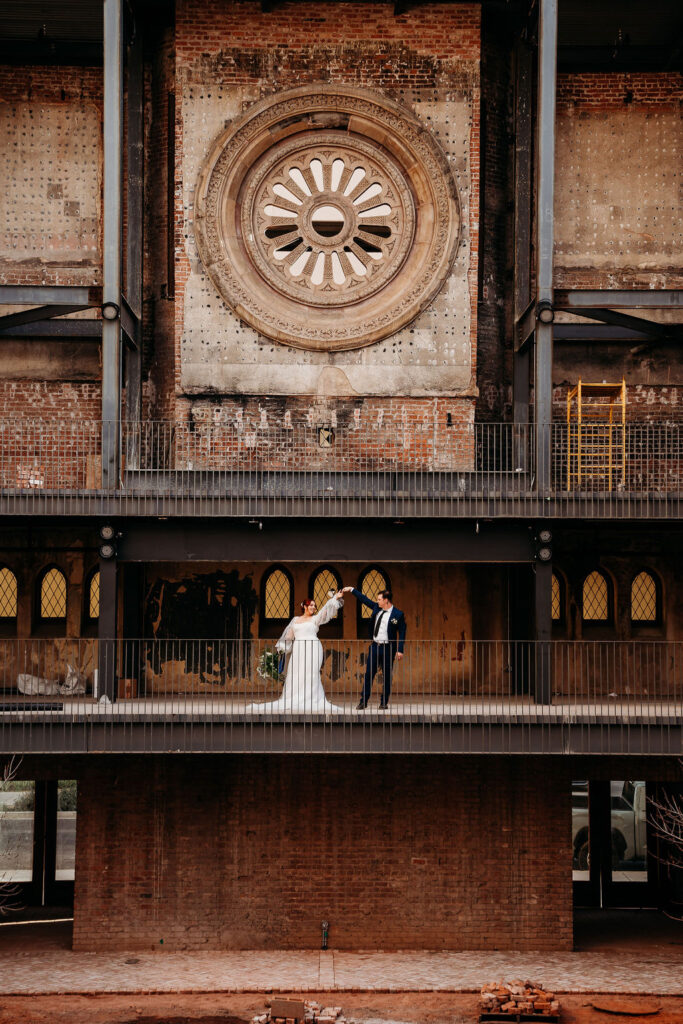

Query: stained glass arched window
[[631, 571, 658, 623], [0, 567, 18, 619], [40, 567, 67, 619], [582, 570, 609, 622], [262, 567, 293, 620], [358, 566, 390, 619]]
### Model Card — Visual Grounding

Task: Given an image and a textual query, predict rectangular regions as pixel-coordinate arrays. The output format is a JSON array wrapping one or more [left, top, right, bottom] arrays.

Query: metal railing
[[0, 639, 681, 754], [0, 419, 681, 518]]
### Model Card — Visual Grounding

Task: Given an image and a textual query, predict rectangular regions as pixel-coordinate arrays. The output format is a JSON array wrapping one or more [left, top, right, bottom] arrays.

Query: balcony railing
[[0, 420, 681, 518], [0, 639, 681, 754]]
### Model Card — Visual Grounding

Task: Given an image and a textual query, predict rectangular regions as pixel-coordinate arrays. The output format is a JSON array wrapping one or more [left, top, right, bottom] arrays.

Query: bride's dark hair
[[301, 598, 315, 611]]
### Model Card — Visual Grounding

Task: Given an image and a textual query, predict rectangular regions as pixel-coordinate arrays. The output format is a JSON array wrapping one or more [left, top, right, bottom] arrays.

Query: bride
[[248, 590, 344, 713]]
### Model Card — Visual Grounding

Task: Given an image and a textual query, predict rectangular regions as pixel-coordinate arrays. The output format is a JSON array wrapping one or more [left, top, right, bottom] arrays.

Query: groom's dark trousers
[[362, 642, 395, 705]]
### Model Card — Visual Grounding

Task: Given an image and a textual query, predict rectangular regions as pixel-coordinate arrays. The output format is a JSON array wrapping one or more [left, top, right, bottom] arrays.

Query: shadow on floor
[[0, 909, 72, 953], [574, 908, 683, 952]]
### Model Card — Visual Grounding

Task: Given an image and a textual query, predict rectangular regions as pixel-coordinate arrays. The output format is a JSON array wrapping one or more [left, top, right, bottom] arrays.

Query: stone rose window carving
[[194, 86, 460, 351]]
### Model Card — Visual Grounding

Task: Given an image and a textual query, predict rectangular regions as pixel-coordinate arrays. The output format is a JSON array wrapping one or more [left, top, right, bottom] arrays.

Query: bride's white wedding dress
[[248, 596, 343, 713]]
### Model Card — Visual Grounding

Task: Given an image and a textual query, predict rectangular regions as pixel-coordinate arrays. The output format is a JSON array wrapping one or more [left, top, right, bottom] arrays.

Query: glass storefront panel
[[55, 780, 77, 881], [610, 780, 648, 883], [572, 780, 590, 882], [0, 780, 34, 882]]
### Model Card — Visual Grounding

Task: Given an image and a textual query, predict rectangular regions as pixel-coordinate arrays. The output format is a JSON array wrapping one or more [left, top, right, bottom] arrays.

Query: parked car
[[572, 780, 646, 870]]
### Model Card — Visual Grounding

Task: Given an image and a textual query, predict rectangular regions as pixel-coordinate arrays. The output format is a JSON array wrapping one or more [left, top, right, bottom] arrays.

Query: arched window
[[0, 566, 18, 636], [631, 570, 660, 624], [357, 566, 391, 634], [551, 572, 562, 622], [36, 566, 67, 635], [310, 566, 343, 638], [582, 570, 610, 623], [260, 566, 293, 638], [88, 570, 100, 620], [310, 566, 342, 609]]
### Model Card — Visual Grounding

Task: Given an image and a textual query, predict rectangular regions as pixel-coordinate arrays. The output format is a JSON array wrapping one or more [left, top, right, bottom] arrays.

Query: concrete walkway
[[1, 941, 683, 996]]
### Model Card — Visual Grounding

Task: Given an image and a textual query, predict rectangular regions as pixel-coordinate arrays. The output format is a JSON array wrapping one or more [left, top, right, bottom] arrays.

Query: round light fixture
[[101, 301, 120, 321], [537, 300, 554, 325], [99, 542, 116, 559], [537, 546, 552, 562], [539, 528, 553, 544], [99, 524, 115, 541]]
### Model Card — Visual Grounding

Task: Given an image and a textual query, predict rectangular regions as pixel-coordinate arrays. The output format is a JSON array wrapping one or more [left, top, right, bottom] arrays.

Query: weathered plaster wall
[[173, 0, 480, 400], [554, 73, 683, 289], [0, 66, 102, 287]]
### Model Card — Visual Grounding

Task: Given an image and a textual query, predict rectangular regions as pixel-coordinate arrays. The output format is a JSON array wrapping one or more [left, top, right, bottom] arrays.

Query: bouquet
[[257, 649, 282, 681]]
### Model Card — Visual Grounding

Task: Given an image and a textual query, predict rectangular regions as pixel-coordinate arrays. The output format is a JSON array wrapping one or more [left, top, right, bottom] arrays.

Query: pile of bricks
[[253, 999, 347, 1024], [480, 981, 560, 1018]]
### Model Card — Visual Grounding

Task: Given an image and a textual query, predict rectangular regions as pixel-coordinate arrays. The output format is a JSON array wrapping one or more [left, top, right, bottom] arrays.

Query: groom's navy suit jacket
[[351, 589, 407, 654]]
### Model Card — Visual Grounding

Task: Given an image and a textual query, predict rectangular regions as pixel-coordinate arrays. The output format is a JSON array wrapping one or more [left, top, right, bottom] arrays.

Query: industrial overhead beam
[[102, 0, 123, 487], [553, 324, 661, 343], [0, 321, 102, 340], [554, 306, 682, 342], [554, 289, 683, 309], [0, 285, 101, 306], [0, 304, 90, 331], [117, 520, 537, 564]]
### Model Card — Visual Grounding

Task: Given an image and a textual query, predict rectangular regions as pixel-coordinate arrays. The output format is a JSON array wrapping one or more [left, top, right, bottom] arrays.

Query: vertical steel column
[[534, 0, 558, 492], [125, 7, 144, 434], [102, 0, 124, 487], [534, 559, 553, 704], [98, 557, 118, 702], [513, 37, 534, 471]]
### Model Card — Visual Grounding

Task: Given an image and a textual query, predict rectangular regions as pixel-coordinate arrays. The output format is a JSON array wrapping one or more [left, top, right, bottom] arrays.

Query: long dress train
[[247, 596, 342, 712]]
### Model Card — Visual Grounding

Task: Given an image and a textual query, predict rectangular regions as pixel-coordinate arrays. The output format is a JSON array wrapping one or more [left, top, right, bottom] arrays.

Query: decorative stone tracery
[[194, 86, 461, 351]]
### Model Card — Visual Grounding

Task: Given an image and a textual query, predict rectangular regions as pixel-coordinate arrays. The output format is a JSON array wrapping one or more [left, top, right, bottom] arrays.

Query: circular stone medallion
[[194, 86, 461, 351]]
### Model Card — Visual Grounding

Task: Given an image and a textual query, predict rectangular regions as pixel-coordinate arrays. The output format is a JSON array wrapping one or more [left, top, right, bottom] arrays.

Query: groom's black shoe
[[356, 700, 368, 710], [378, 701, 389, 709]]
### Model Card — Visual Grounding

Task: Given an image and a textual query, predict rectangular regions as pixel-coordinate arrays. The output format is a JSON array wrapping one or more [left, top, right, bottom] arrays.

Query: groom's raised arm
[[348, 587, 377, 611]]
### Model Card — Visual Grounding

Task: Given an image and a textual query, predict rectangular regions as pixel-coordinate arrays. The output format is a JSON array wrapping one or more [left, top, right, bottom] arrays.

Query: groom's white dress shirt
[[374, 605, 393, 643]]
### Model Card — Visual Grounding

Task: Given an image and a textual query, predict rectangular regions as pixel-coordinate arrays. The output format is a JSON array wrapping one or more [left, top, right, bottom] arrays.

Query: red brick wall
[[73, 754, 573, 952]]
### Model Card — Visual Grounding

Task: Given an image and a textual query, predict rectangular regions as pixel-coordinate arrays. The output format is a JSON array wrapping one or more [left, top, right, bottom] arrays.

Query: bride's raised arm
[[313, 593, 343, 627], [275, 619, 296, 653]]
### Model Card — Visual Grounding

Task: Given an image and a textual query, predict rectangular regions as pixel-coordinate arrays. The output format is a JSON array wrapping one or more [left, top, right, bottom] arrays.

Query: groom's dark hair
[[378, 590, 393, 602]]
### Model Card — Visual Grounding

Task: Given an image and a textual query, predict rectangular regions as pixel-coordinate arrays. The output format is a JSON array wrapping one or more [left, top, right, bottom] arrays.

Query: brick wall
[[72, 754, 573, 951]]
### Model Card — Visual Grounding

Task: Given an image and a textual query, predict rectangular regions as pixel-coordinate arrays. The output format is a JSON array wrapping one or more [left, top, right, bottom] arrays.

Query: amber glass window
[[0, 566, 18, 635], [88, 571, 100, 619], [631, 571, 658, 623], [311, 567, 341, 609], [582, 570, 609, 622], [551, 573, 562, 622], [40, 568, 67, 619]]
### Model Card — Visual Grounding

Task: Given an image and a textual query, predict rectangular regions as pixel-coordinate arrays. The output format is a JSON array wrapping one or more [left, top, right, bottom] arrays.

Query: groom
[[343, 586, 406, 709]]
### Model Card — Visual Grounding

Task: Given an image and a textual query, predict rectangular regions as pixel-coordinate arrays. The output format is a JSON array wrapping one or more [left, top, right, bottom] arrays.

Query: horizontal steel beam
[[555, 289, 683, 309], [0, 304, 90, 331], [1, 721, 681, 756], [554, 324, 656, 342], [554, 306, 681, 342], [118, 519, 537, 563], [0, 286, 102, 306], [0, 320, 102, 340]]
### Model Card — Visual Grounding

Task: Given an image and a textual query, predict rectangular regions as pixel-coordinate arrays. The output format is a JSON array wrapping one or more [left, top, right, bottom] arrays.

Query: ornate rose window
[[194, 86, 460, 351]]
